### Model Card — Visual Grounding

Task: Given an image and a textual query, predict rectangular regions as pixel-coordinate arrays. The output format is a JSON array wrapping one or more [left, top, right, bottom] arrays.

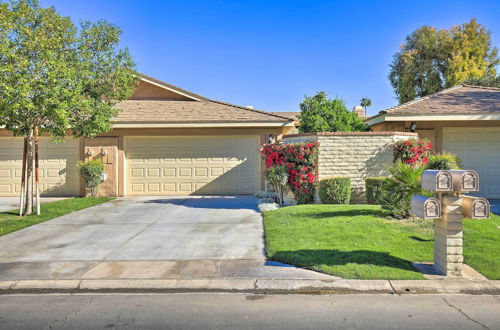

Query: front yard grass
[[0, 197, 112, 237], [263, 204, 500, 280]]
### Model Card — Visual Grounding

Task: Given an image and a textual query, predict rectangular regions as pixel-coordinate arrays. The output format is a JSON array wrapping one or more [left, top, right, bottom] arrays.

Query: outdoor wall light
[[268, 134, 274, 144], [101, 149, 108, 156], [410, 121, 417, 132], [86, 150, 93, 156]]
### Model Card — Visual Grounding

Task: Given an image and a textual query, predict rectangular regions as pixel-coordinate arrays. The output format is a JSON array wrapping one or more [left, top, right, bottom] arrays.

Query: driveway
[[0, 196, 331, 281]]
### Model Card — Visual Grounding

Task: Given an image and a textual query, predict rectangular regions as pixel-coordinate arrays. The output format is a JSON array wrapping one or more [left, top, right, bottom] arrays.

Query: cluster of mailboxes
[[411, 170, 490, 220]]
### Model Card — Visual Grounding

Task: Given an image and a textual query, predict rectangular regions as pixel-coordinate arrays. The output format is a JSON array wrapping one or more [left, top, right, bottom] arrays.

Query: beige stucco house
[[0, 74, 294, 197], [366, 84, 500, 199]]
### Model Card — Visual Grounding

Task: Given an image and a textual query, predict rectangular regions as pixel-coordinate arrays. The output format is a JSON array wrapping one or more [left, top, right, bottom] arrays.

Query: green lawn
[[263, 204, 500, 280], [0, 197, 113, 237]]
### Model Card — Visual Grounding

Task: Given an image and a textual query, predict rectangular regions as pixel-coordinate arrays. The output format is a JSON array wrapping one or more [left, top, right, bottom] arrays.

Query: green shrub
[[264, 165, 289, 206], [381, 161, 428, 219], [319, 177, 351, 204], [77, 159, 104, 197], [365, 177, 391, 204], [426, 152, 462, 170]]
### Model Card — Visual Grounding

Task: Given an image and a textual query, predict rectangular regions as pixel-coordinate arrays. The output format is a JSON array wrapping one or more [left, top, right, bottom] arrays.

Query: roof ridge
[[136, 72, 210, 101], [461, 84, 500, 90], [381, 84, 466, 114], [209, 99, 293, 121]]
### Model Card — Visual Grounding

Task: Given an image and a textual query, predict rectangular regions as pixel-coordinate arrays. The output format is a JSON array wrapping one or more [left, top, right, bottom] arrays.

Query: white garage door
[[443, 127, 500, 199], [125, 136, 261, 195], [0, 137, 80, 197]]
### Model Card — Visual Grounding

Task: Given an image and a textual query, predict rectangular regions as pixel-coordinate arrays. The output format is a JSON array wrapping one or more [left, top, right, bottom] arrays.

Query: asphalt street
[[0, 293, 499, 329]]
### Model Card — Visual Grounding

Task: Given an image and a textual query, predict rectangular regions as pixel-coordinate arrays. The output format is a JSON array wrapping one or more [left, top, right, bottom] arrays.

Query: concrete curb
[[1, 279, 499, 295]]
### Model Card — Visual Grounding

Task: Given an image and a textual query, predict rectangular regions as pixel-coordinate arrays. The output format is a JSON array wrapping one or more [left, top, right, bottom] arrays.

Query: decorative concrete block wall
[[283, 132, 417, 203]]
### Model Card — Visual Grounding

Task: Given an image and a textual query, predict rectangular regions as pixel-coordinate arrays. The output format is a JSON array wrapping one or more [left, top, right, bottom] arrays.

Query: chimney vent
[[353, 105, 365, 118]]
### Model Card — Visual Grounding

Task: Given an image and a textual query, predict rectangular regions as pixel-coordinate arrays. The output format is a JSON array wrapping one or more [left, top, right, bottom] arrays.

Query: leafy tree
[[298, 92, 366, 133], [360, 97, 372, 113], [464, 75, 500, 87], [0, 0, 136, 215], [389, 18, 499, 104]]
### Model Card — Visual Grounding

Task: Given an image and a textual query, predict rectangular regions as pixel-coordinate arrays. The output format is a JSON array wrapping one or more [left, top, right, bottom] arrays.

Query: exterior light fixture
[[268, 134, 274, 144], [410, 121, 417, 132]]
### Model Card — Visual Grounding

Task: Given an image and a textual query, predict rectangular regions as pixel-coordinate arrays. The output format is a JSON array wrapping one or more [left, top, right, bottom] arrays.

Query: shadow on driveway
[[143, 196, 258, 211]]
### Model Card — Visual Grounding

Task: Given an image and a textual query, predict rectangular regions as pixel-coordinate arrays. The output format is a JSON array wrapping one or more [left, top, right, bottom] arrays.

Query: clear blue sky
[[40, 0, 500, 116]]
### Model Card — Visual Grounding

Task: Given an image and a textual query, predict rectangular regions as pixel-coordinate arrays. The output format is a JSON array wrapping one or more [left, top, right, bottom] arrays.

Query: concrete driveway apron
[[0, 196, 332, 281]]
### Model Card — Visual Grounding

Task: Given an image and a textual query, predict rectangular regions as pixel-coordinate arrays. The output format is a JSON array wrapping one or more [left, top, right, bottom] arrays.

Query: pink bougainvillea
[[393, 138, 432, 167], [261, 142, 319, 204]]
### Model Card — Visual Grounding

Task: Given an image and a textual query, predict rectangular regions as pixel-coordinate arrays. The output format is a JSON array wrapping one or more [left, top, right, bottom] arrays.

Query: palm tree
[[360, 97, 372, 113]]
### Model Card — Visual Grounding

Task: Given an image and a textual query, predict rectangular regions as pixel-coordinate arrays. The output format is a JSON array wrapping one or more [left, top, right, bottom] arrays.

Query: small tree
[[298, 92, 366, 133], [360, 97, 372, 113], [265, 166, 288, 206], [78, 159, 105, 197], [0, 0, 136, 215]]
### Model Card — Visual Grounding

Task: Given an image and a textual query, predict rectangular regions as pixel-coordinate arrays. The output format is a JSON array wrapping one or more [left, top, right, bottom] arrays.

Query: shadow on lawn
[[271, 249, 417, 272], [306, 209, 389, 219]]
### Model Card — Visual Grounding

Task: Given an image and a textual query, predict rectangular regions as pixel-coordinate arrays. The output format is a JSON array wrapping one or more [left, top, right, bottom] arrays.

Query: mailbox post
[[411, 169, 489, 277]]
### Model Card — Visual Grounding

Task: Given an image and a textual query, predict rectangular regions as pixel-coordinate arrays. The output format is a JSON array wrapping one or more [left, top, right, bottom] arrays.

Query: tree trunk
[[23, 129, 34, 216], [19, 138, 28, 216], [35, 127, 40, 215]]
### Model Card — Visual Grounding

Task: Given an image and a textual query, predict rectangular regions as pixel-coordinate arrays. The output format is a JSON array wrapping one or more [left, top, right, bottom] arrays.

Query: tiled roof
[[381, 85, 500, 115], [113, 74, 293, 123], [270, 112, 301, 120], [114, 100, 292, 123]]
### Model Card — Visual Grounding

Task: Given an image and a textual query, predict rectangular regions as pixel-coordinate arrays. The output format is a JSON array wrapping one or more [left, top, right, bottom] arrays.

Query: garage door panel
[[0, 137, 80, 197], [125, 136, 260, 195], [443, 128, 500, 199]]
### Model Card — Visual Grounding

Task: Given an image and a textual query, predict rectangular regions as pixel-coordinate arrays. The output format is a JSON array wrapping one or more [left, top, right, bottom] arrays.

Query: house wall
[[370, 121, 500, 152], [1, 125, 291, 197], [284, 132, 417, 203], [88, 126, 291, 196]]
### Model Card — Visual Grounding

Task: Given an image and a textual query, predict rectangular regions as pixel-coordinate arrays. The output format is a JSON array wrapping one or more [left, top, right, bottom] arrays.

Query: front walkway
[[0, 196, 332, 281]]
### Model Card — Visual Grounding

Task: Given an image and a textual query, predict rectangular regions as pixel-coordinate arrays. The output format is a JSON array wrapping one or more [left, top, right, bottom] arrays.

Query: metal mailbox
[[411, 195, 441, 219], [448, 170, 479, 192], [461, 195, 490, 219], [421, 170, 453, 192]]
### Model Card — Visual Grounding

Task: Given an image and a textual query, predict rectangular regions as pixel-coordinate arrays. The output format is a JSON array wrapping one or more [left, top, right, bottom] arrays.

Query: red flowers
[[261, 142, 319, 204], [393, 138, 432, 167]]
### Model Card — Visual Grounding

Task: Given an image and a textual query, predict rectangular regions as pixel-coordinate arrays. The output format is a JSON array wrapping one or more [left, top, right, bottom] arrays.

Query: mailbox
[[462, 195, 490, 219], [448, 170, 479, 192], [411, 195, 441, 219], [421, 170, 453, 192]]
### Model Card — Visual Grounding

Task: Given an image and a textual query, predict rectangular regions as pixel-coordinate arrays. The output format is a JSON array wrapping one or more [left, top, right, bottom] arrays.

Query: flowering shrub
[[393, 138, 432, 167], [261, 142, 319, 204]]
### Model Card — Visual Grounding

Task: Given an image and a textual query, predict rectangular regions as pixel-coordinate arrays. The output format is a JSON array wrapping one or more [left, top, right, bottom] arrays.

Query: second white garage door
[[443, 127, 500, 199], [125, 136, 261, 195], [0, 137, 80, 196]]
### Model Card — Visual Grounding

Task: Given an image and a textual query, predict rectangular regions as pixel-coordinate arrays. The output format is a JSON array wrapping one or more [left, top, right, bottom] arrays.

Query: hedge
[[319, 177, 351, 204], [365, 177, 391, 205]]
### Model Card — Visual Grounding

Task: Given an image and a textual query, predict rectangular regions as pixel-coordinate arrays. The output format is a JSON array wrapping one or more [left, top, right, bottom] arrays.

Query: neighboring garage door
[[0, 137, 80, 196], [443, 127, 500, 199], [125, 136, 261, 195]]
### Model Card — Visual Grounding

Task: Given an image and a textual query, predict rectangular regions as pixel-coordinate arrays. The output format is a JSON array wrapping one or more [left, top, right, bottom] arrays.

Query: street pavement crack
[[45, 295, 95, 330], [442, 297, 490, 330]]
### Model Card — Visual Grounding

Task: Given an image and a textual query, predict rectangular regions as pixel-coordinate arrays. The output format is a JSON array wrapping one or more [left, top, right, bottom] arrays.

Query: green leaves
[[298, 91, 367, 133], [0, 0, 137, 140], [390, 19, 499, 104]]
